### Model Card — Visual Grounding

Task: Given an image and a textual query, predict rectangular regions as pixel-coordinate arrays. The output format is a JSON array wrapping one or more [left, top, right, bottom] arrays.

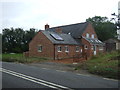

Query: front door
[[93, 45, 96, 55]]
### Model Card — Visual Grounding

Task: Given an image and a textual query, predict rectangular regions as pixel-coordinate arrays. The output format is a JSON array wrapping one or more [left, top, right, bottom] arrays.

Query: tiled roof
[[46, 22, 89, 38], [42, 31, 82, 45], [83, 37, 104, 45]]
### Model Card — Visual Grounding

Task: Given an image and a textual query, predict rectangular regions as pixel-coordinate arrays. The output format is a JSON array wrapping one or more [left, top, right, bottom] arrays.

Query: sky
[[0, 0, 119, 33]]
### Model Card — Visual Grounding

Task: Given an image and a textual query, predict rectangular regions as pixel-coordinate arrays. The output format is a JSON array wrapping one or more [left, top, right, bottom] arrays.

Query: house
[[104, 38, 120, 52], [27, 22, 104, 60]]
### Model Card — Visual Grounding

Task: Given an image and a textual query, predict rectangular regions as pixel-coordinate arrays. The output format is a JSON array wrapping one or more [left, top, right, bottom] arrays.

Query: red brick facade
[[29, 32, 54, 59], [82, 23, 104, 57], [54, 44, 83, 60], [26, 22, 104, 60], [82, 23, 97, 38]]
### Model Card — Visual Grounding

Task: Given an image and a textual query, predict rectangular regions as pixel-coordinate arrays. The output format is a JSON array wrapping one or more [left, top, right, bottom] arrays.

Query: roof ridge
[[48, 22, 88, 29]]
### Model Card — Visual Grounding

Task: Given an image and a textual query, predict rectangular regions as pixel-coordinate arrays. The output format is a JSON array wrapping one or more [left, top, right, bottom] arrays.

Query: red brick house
[[28, 22, 104, 60]]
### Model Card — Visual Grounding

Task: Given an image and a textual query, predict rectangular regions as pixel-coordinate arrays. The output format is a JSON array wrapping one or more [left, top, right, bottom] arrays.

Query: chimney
[[45, 24, 49, 30]]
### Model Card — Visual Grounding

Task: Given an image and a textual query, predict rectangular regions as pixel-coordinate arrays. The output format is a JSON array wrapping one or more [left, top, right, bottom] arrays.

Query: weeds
[[2, 53, 49, 63], [77, 51, 120, 79]]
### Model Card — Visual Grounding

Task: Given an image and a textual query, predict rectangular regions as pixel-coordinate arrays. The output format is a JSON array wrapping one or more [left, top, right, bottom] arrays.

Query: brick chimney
[[45, 24, 49, 30]]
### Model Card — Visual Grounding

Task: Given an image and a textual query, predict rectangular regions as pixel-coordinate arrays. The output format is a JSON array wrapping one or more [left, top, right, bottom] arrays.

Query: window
[[99, 46, 103, 51], [91, 34, 94, 39], [57, 46, 62, 52], [76, 46, 79, 52], [85, 45, 88, 49], [65, 46, 69, 52], [38, 45, 42, 52], [86, 33, 89, 38], [81, 49, 83, 53], [91, 45, 94, 50], [50, 33, 63, 41]]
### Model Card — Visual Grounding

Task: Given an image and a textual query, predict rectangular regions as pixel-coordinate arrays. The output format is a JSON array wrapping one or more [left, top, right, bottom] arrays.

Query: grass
[[2, 53, 49, 63], [76, 51, 120, 79]]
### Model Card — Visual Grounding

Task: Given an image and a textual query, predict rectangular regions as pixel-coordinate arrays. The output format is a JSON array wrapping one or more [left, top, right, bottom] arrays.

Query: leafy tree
[[86, 16, 117, 41], [23, 28, 37, 52], [2, 28, 37, 53]]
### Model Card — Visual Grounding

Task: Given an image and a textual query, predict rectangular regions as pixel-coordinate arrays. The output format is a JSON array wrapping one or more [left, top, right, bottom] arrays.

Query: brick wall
[[28, 31, 84, 60], [82, 23, 98, 57], [29, 31, 54, 59], [54, 44, 83, 60], [82, 23, 98, 39]]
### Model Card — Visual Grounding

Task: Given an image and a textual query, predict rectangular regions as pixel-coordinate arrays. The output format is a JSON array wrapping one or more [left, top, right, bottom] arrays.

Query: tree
[[86, 16, 117, 41], [2, 28, 37, 53], [22, 28, 37, 52]]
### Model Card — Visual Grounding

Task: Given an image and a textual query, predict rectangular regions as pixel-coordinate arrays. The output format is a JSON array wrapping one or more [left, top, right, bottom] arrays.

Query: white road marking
[[1, 68, 73, 90], [77, 73, 90, 77], [103, 78, 118, 81], [42, 68, 48, 70], [56, 70, 66, 73]]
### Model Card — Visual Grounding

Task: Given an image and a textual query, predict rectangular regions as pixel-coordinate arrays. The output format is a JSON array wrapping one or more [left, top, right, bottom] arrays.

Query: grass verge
[[2, 53, 49, 63], [75, 51, 120, 79]]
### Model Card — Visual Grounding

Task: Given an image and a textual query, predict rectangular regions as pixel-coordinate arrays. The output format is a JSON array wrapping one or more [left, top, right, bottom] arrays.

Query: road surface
[[1, 62, 119, 89]]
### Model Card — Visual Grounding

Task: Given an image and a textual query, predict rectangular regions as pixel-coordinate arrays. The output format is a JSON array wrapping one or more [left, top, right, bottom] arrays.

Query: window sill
[[65, 51, 69, 52], [38, 51, 42, 52], [58, 51, 62, 52]]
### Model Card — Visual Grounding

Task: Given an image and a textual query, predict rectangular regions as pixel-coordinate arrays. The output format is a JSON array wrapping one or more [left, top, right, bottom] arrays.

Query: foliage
[[86, 16, 117, 41], [2, 53, 49, 63], [2, 28, 38, 53], [76, 51, 120, 79]]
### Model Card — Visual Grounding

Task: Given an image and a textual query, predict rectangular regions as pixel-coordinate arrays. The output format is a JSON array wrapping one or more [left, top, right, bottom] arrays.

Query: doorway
[[93, 45, 96, 55]]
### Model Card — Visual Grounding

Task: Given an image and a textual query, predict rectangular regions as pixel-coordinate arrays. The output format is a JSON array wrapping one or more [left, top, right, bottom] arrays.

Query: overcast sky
[[0, 0, 119, 33]]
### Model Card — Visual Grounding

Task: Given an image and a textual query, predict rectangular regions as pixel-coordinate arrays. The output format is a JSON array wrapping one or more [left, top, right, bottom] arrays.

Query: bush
[[77, 51, 119, 79]]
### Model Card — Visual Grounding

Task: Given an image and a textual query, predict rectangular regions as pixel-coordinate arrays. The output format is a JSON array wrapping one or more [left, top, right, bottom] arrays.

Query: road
[[1, 62, 119, 89]]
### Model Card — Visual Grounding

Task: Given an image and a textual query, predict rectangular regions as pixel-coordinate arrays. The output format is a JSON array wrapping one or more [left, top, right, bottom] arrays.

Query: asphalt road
[[1, 62, 119, 89]]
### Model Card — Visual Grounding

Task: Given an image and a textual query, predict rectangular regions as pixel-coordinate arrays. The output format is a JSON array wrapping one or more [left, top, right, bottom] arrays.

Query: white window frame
[[57, 46, 62, 52], [91, 34, 94, 39], [65, 46, 69, 52], [85, 45, 88, 49], [81, 49, 83, 53], [86, 33, 89, 38], [76, 46, 79, 52], [91, 45, 94, 50], [38, 45, 42, 52]]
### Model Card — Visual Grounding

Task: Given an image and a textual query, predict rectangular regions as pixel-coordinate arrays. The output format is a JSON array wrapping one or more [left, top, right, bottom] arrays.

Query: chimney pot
[[45, 24, 49, 30]]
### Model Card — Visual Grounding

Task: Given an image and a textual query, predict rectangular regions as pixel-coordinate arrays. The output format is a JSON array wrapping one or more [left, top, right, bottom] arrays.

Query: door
[[93, 45, 96, 55]]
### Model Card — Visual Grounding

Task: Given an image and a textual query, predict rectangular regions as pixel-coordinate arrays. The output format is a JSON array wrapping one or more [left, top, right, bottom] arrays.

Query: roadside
[[2, 50, 120, 80], [27, 61, 96, 76]]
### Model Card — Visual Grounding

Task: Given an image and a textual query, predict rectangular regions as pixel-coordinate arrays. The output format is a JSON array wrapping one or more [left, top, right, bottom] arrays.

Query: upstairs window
[[91, 34, 94, 39], [57, 46, 62, 52], [65, 46, 69, 52], [76, 46, 79, 52], [38, 45, 42, 52], [86, 33, 89, 38]]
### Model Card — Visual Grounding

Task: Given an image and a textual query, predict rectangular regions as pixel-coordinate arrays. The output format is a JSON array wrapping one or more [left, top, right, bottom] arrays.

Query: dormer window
[[86, 33, 89, 38], [91, 34, 94, 39]]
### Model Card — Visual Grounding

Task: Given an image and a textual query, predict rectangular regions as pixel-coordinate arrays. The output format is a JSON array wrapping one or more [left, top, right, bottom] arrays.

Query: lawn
[[76, 51, 120, 79], [2, 53, 49, 63]]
